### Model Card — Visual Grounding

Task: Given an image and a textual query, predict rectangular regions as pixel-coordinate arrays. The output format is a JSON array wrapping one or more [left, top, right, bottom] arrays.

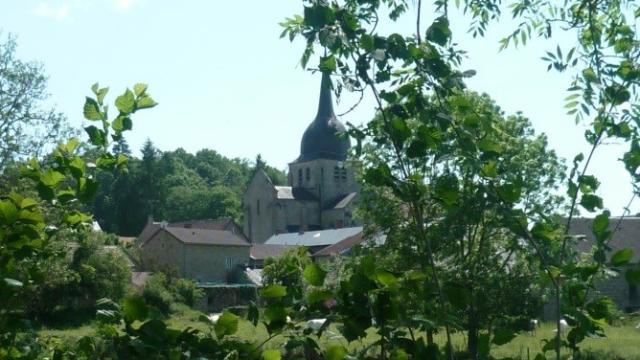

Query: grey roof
[[169, 218, 235, 231], [136, 222, 162, 246], [264, 226, 363, 247], [250, 244, 298, 260], [164, 227, 250, 247], [274, 186, 318, 201], [569, 217, 640, 262], [297, 73, 350, 162], [325, 192, 357, 210]]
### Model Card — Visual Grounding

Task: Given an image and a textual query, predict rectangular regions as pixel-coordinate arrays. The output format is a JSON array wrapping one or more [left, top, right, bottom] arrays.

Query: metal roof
[[264, 226, 363, 247]]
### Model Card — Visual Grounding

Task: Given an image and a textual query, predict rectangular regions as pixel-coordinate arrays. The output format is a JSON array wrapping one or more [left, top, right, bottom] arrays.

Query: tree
[[0, 34, 74, 169], [280, 1, 640, 358]]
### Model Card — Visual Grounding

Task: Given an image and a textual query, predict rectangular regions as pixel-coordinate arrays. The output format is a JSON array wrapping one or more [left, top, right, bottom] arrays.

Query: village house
[[137, 219, 251, 284]]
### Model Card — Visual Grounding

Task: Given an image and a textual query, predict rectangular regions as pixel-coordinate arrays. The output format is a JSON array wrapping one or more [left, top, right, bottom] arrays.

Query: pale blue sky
[[1, 0, 636, 215]]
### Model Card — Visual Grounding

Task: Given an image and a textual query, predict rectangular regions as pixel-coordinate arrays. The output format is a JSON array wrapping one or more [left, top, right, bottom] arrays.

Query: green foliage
[[0, 33, 76, 169], [90, 146, 286, 236], [141, 272, 204, 315], [0, 83, 154, 357]]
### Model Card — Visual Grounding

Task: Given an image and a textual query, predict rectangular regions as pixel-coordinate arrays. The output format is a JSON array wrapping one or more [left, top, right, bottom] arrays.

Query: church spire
[[297, 72, 350, 162], [315, 72, 334, 120]]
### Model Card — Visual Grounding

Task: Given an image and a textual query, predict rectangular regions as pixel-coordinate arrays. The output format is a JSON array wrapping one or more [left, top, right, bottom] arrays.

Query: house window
[[256, 199, 260, 215], [333, 166, 340, 181], [225, 257, 233, 270], [305, 168, 311, 181], [298, 169, 303, 185], [341, 168, 347, 181]]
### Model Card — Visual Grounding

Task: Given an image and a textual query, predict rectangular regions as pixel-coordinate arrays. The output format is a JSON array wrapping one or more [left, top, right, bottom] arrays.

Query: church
[[243, 74, 361, 243]]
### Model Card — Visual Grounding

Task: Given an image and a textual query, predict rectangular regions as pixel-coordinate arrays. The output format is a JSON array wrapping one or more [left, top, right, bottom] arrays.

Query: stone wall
[[196, 284, 257, 313], [140, 230, 184, 274], [183, 244, 250, 283]]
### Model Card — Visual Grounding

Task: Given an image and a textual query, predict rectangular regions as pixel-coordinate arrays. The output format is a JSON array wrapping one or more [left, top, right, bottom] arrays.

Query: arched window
[[305, 168, 311, 181], [298, 169, 303, 185]]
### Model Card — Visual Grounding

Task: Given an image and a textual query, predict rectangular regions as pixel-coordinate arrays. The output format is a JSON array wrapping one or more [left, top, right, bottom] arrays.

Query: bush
[[170, 278, 204, 307], [141, 273, 174, 315], [140, 272, 204, 315]]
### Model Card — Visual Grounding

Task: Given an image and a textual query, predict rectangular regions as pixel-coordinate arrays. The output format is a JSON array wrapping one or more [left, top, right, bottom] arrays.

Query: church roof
[[297, 73, 350, 162], [325, 192, 357, 210], [264, 226, 363, 247], [274, 186, 318, 201]]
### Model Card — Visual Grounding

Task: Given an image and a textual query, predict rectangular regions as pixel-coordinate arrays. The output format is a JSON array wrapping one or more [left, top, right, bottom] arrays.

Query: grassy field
[[36, 308, 640, 359]]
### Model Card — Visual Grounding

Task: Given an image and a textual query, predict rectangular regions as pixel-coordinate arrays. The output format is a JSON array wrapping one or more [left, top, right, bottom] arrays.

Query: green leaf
[[375, 270, 398, 287], [481, 160, 498, 178], [426, 16, 451, 46], [611, 248, 634, 266], [83, 97, 102, 121], [260, 284, 287, 298], [478, 138, 503, 154], [492, 328, 517, 345], [247, 302, 260, 326], [306, 289, 333, 304], [19, 197, 38, 210], [0, 200, 19, 224], [214, 311, 238, 338], [64, 211, 92, 226], [592, 211, 611, 242], [364, 164, 392, 187], [434, 175, 459, 207], [303, 263, 327, 286], [262, 349, 281, 360], [580, 194, 603, 212], [69, 157, 85, 179], [40, 170, 65, 187], [136, 95, 158, 109], [18, 209, 44, 224], [496, 183, 522, 203], [133, 83, 148, 96], [325, 345, 347, 360], [112, 116, 132, 133], [97, 87, 109, 104], [85, 126, 106, 147], [319, 55, 336, 73], [604, 84, 630, 105], [115, 89, 135, 114], [123, 296, 149, 322]]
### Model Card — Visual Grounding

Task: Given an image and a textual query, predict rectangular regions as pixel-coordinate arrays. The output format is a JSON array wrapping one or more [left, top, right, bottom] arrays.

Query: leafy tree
[[280, 0, 640, 358], [0, 33, 75, 169]]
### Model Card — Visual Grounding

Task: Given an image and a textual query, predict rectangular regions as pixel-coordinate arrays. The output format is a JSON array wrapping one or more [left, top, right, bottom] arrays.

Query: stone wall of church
[[243, 171, 276, 244], [289, 159, 360, 206]]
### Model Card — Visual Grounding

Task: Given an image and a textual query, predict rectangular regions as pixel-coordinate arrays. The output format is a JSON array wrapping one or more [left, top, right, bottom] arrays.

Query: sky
[[0, 0, 636, 215]]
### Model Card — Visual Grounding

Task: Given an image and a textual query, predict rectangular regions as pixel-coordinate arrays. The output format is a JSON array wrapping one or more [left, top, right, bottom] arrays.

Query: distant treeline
[[90, 139, 286, 236]]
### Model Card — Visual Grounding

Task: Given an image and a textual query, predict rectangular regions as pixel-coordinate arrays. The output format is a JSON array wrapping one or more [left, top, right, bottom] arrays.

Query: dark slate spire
[[298, 73, 350, 162]]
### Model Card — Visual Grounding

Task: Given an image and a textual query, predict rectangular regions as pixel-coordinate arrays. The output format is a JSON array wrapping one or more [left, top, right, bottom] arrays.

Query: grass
[[35, 308, 640, 359]]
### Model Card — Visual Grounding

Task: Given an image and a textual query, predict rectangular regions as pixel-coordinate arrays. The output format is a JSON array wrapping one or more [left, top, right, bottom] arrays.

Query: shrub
[[170, 278, 204, 307], [141, 273, 173, 315]]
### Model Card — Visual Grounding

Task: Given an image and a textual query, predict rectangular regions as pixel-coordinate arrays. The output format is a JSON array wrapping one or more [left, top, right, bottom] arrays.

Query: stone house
[[569, 217, 640, 312], [137, 222, 250, 284], [243, 73, 361, 243]]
